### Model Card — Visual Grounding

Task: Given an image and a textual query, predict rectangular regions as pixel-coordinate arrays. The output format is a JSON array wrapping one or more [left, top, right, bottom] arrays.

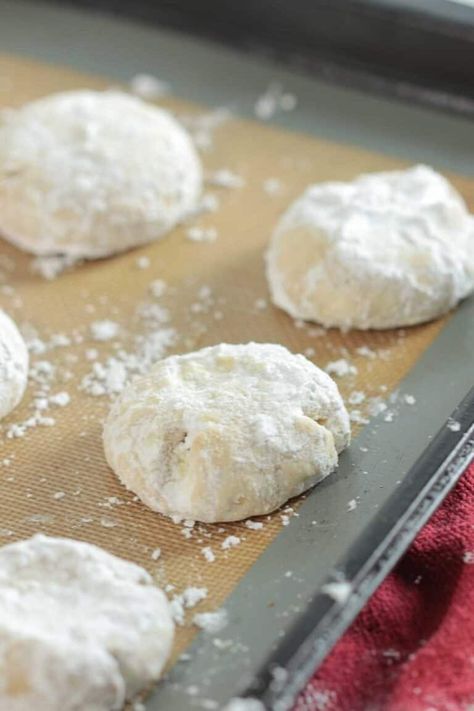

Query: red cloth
[[295, 461, 474, 711]]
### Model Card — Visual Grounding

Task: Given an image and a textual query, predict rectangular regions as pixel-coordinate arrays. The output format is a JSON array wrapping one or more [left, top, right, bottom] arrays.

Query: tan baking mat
[[1, 53, 473, 675]]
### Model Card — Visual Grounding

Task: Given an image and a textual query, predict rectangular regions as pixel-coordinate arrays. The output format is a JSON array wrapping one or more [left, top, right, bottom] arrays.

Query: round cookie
[[0, 90, 202, 258], [266, 165, 474, 330], [0, 534, 174, 711], [103, 342, 350, 523], [0, 309, 28, 420]]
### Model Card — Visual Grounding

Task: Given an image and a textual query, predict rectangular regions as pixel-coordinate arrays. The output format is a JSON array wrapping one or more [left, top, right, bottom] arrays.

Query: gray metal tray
[[1, 2, 473, 709]]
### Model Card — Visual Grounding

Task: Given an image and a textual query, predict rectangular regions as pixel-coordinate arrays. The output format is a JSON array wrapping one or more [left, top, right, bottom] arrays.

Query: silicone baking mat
[[0, 52, 473, 708]]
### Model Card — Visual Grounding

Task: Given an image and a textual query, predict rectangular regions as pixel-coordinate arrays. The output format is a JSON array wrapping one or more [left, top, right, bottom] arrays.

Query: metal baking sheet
[[37, 0, 474, 117], [0, 3, 473, 710]]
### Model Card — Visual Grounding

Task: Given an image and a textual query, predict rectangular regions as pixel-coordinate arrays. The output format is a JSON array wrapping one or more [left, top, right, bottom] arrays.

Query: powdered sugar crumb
[[180, 107, 232, 152], [90, 320, 119, 342], [49, 391, 70, 407], [221, 536, 240, 550], [129, 73, 169, 100], [170, 586, 208, 625], [245, 520, 264, 530], [30, 254, 80, 280], [149, 279, 167, 298], [263, 177, 283, 196], [325, 359, 357, 378], [206, 169, 244, 189], [186, 227, 218, 243], [447, 418, 461, 432], [193, 608, 228, 633], [80, 320, 176, 397], [349, 391, 365, 405], [356, 346, 377, 359], [321, 580, 352, 604], [201, 546, 215, 563], [135, 256, 150, 270], [255, 82, 297, 121]]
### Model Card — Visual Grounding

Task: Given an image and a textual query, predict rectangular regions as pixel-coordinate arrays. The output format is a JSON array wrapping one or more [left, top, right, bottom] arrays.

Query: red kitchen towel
[[295, 460, 474, 711]]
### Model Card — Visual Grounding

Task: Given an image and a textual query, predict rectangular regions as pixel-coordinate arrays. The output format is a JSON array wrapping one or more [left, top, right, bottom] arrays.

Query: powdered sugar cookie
[[0, 90, 202, 258], [0, 309, 28, 419], [266, 165, 474, 329], [0, 534, 174, 711], [103, 342, 350, 523]]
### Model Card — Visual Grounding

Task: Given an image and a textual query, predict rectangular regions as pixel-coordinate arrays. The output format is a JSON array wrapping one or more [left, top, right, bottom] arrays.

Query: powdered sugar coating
[[0, 534, 174, 710], [266, 165, 474, 329], [103, 342, 350, 523], [0, 90, 202, 258], [0, 309, 28, 419]]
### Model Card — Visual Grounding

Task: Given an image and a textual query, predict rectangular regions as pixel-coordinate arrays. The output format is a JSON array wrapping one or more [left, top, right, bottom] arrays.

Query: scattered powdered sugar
[[263, 177, 284, 196], [151, 547, 161, 561], [348, 391, 365, 405], [463, 551, 474, 564], [30, 254, 80, 280], [347, 499, 357, 512], [48, 391, 70, 407], [245, 520, 264, 530], [149, 279, 167, 298], [206, 169, 244, 189], [135, 256, 151, 270], [356, 346, 377, 359], [2, 332, 80, 438], [80, 359, 128, 397], [170, 586, 208, 625], [100, 517, 117, 529], [180, 107, 232, 151], [182, 587, 208, 607], [343, 386, 420, 428], [193, 608, 228, 633], [170, 598, 189, 626], [367, 397, 387, 417], [201, 546, 216, 563], [325, 359, 357, 378], [90, 320, 119, 342], [80, 322, 176, 397], [321, 580, 352, 604], [186, 226, 218, 243], [129, 73, 169, 100], [447, 418, 461, 432], [254, 82, 297, 121], [221, 536, 241, 550]]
